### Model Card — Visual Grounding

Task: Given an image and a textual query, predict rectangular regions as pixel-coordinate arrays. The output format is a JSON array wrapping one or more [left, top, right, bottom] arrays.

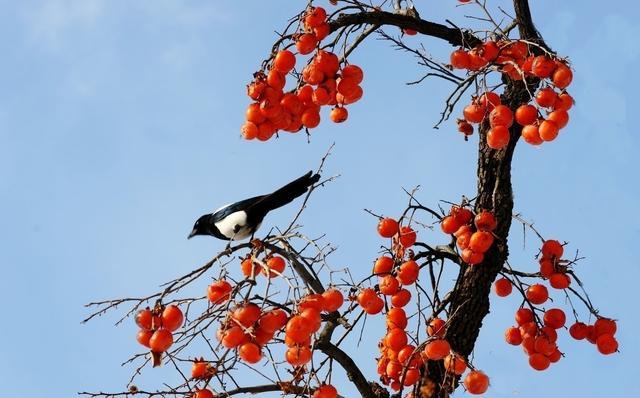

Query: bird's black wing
[[210, 195, 266, 223], [247, 171, 320, 220]]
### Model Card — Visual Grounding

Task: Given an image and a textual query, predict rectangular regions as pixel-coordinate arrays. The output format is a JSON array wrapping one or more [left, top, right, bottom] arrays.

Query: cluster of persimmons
[[493, 239, 618, 372], [364, 213, 493, 394], [241, 6, 363, 141], [453, 39, 574, 148]]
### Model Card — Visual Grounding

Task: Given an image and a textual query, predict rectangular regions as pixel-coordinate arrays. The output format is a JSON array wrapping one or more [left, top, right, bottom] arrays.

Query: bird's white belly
[[214, 211, 258, 240]]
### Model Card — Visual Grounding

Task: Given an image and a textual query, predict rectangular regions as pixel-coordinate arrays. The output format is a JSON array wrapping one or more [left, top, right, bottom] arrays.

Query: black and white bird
[[188, 171, 320, 241]]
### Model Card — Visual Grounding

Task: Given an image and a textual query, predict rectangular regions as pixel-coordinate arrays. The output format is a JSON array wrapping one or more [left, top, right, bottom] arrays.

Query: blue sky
[[0, 0, 638, 396]]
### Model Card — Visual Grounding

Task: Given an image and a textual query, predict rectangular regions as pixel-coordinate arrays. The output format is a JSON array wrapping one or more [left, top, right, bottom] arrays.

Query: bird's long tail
[[251, 171, 320, 215]]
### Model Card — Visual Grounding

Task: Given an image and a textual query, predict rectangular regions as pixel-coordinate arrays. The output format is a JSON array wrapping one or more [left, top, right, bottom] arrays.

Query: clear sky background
[[0, 0, 638, 396]]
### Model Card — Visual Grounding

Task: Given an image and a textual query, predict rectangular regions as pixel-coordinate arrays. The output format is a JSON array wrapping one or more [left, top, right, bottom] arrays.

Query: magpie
[[188, 171, 321, 241]]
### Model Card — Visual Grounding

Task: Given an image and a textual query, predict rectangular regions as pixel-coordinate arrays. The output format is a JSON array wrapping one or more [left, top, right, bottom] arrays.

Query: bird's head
[[188, 214, 210, 239]]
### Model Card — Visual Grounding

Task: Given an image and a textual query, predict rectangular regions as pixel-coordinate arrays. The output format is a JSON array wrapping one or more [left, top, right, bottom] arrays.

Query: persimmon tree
[[82, 1, 618, 398]]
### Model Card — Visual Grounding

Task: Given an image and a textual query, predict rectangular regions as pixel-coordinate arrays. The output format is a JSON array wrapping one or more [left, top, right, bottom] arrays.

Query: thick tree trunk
[[418, 1, 545, 395]]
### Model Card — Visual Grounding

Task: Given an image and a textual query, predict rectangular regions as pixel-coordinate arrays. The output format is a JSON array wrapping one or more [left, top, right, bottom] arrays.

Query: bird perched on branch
[[188, 171, 320, 241]]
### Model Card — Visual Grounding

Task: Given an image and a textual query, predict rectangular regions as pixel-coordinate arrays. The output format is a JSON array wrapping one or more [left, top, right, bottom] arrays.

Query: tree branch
[[329, 11, 481, 48]]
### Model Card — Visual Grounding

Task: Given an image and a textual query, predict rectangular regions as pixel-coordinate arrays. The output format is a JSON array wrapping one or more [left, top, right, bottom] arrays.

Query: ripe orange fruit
[[520, 321, 538, 339], [398, 226, 417, 247], [313, 384, 337, 398], [596, 334, 618, 355], [221, 326, 248, 348], [487, 126, 510, 150], [232, 303, 261, 328], [535, 87, 558, 108], [396, 260, 419, 285], [474, 211, 497, 232], [440, 216, 461, 234], [299, 294, 325, 312], [246, 103, 266, 124], [258, 309, 288, 333], [543, 308, 566, 329], [569, 322, 588, 340], [515, 104, 538, 126], [273, 50, 296, 73], [479, 92, 501, 110], [548, 109, 569, 129], [594, 318, 617, 337], [463, 103, 487, 123], [450, 49, 470, 69], [296, 33, 318, 55], [397, 345, 416, 364], [461, 248, 483, 265], [241, 121, 259, 140], [301, 108, 321, 128], [135, 309, 153, 330], [552, 63, 573, 88], [424, 339, 451, 360], [515, 308, 534, 325], [427, 317, 446, 337], [554, 92, 574, 111], [241, 258, 259, 277], [207, 280, 233, 304], [161, 305, 184, 332], [377, 218, 399, 238], [194, 389, 215, 398], [286, 345, 312, 366], [357, 288, 378, 309], [504, 326, 523, 345], [322, 288, 344, 312], [481, 40, 499, 62], [149, 329, 173, 352], [305, 6, 327, 28], [315, 50, 339, 75], [341, 64, 364, 84], [402, 368, 420, 386], [385, 328, 408, 351], [468, 231, 494, 253], [521, 123, 543, 145], [538, 119, 559, 141], [137, 329, 153, 348], [467, 51, 488, 70], [379, 275, 400, 296], [531, 56, 556, 78], [266, 69, 286, 90], [300, 308, 322, 333], [541, 240, 564, 259], [239, 342, 262, 363], [286, 315, 313, 343], [493, 277, 512, 297], [534, 334, 556, 356], [364, 295, 384, 314], [191, 360, 209, 379], [386, 308, 408, 329], [528, 353, 551, 371], [374, 256, 394, 274], [489, 105, 514, 127], [443, 353, 467, 375], [330, 106, 348, 123], [549, 273, 570, 289], [263, 256, 286, 278], [391, 289, 411, 308], [526, 284, 549, 304], [464, 370, 489, 395], [451, 206, 474, 225], [246, 80, 266, 101]]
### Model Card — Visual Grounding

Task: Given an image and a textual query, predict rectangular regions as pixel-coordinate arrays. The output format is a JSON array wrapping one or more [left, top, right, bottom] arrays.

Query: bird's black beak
[[187, 229, 197, 239]]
